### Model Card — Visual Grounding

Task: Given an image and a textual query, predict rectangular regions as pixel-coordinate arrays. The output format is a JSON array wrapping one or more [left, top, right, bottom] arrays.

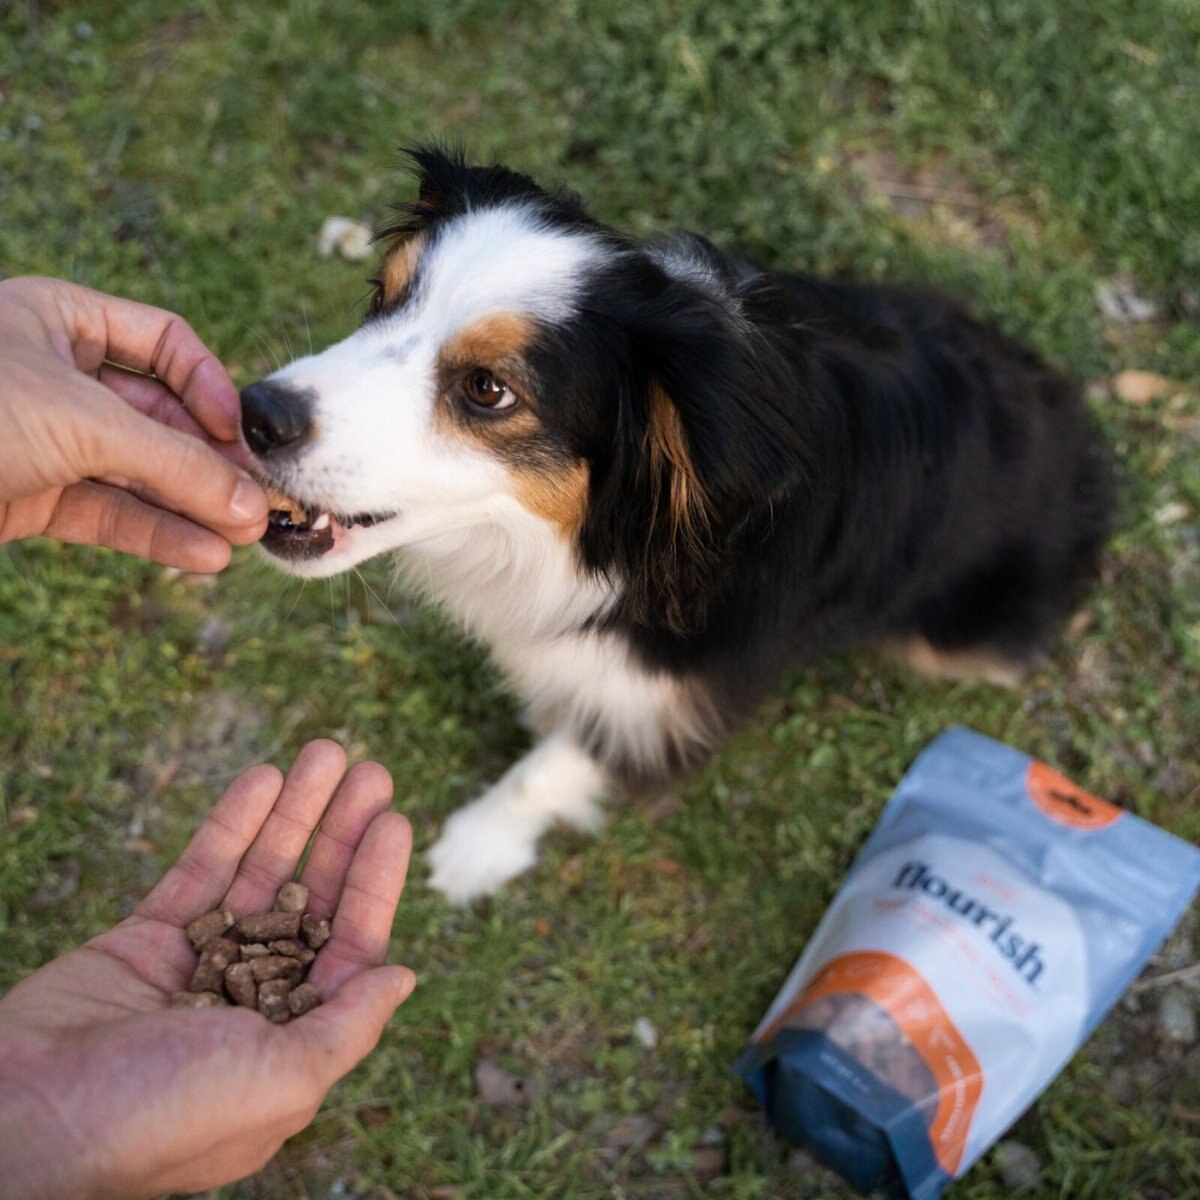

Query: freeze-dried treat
[[287, 982, 322, 1017], [185, 907, 234, 952], [188, 937, 241, 993], [172, 885, 328, 1023], [171, 990, 227, 1009], [274, 882, 310, 914], [257, 978, 292, 1023], [250, 955, 304, 985], [224, 961, 258, 1009], [237, 910, 302, 942], [268, 939, 316, 965], [301, 914, 331, 950]]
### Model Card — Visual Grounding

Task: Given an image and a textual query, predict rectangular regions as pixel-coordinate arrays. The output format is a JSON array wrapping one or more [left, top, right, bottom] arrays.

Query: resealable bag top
[[734, 726, 1200, 1200]]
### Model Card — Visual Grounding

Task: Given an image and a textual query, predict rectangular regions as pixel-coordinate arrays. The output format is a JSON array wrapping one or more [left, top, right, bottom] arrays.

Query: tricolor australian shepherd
[[241, 147, 1112, 904]]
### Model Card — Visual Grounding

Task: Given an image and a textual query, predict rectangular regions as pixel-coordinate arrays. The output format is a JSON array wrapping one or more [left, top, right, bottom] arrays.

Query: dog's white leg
[[427, 729, 608, 905]]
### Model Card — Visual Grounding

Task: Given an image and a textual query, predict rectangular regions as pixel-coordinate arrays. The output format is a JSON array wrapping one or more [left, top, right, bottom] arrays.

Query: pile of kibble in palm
[[170, 882, 331, 1023]]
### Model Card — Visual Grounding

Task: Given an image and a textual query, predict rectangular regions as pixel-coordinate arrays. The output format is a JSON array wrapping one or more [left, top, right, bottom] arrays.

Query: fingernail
[[231, 478, 268, 521]]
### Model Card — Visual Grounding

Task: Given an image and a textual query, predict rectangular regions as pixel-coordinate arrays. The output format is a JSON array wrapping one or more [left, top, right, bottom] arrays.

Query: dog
[[240, 146, 1112, 905]]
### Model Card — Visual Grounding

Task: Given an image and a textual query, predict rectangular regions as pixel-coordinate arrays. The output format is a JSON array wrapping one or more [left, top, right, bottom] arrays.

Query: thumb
[[85, 386, 267, 541], [287, 966, 417, 1088]]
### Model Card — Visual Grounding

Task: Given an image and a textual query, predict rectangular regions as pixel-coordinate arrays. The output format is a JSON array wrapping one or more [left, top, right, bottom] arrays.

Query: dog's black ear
[[389, 144, 593, 235], [592, 270, 811, 635]]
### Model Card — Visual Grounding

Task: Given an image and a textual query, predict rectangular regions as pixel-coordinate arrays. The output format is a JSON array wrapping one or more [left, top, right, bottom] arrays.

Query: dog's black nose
[[240, 380, 314, 456]]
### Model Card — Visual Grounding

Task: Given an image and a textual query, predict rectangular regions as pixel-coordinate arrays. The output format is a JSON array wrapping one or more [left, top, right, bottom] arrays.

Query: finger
[[45, 480, 234, 572], [62, 283, 241, 440], [307, 811, 412, 996], [222, 740, 350, 916], [285, 964, 416, 1090], [82, 398, 267, 544], [98, 362, 215, 441], [136, 764, 285, 925], [99, 363, 257, 472], [298, 760, 395, 919]]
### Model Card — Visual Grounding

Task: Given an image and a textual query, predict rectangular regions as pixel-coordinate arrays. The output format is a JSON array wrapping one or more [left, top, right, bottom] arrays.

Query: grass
[[2, 1, 1199, 1197]]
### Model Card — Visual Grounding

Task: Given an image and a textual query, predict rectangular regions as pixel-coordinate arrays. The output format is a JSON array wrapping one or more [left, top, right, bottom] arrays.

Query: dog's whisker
[[240, 321, 282, 374]]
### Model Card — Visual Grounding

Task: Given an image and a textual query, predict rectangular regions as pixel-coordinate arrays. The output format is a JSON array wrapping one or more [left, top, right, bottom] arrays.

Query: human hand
[[0, 740, 415, 1200], [0, 275, 268, 571]]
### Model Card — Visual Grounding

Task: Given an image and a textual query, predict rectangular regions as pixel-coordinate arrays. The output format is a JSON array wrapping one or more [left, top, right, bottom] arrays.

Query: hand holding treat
[[0, 275, 267, 570], [0, 740, 415, 1200]]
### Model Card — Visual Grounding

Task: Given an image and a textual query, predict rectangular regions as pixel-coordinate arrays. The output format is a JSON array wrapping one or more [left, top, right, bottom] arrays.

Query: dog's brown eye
[[462, 369, 518, 412]]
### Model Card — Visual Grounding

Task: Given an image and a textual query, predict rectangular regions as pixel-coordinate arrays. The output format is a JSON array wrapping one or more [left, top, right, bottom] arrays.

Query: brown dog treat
[[224, 961, 259, 1008], [257, 978, 292, 1023], [301, 914, 331, 950], [202, 936, 242, 969], [171, 990, 227, 1008], [250, 955, 304, 985], [188, 938, 242, 992], [287, 982, 322, 1017], [185, 907, 234, 952], [237, 910, 301, 941], [268, 938, 317, 965], [239, 942, 272, 960], [189, 960, 226, 993], [274, 881, 310, 914]]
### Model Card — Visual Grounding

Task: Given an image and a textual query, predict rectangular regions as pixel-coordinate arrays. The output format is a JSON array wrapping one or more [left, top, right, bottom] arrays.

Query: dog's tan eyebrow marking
[[380, 233, 427, 304], [438, 312, 539, 370]]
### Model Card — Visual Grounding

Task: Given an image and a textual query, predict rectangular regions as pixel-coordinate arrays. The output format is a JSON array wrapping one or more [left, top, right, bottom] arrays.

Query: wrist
[[0, 1029, 109, 1200]]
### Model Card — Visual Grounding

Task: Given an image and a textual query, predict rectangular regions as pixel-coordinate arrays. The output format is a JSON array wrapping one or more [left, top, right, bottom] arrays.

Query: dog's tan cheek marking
[[512, 461, 590, 537], [381, 233, 426, 303], [433, 312, 587, 536]]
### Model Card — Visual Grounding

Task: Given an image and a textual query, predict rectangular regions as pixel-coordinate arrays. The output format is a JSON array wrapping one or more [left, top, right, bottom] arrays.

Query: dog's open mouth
[[260, 484, 394, 560]]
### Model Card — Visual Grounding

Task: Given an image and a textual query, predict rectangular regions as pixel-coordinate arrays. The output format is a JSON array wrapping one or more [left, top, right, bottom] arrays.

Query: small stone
[[274, 881, 310, 914], [475, 1059, 536, 1108], [993, 1140, 1043, 1191], [1160, 985, 1197, 1046], [633, 1017, 658, 1049], [239, 942, 272, 960], [317, 216, 374, 261], [287, 982, 322, 1016], [1112, 369, 1175, 405], [238, 910, 301, 941], [184, 906, 233, 951]]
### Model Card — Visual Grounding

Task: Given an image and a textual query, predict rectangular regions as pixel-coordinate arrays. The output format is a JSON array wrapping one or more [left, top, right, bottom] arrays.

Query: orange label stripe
[[757, 951, 983, 1176]]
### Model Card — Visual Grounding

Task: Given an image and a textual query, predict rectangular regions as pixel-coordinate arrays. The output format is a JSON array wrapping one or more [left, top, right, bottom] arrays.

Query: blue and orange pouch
[[734, 726, 1200, 1199]]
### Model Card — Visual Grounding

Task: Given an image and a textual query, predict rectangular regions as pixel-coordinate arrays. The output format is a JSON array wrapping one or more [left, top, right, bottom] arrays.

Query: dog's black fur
[[395, 151, 1112, 765]]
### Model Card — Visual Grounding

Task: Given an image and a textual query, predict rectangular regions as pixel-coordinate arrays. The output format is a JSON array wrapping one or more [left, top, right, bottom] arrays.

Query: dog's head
[[243, 146, 806, 632]]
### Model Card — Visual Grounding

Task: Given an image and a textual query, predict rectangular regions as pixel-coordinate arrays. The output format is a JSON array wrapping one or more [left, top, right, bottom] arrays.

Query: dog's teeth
[[311, 513, 331, 531]]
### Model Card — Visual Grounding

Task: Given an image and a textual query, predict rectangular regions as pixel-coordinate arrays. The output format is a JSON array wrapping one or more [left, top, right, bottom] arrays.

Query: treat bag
[[735, 726, 1200, 1200]]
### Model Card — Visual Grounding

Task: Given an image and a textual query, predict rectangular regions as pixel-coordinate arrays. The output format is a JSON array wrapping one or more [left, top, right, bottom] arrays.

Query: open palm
[[0, 740, 415, 1200]]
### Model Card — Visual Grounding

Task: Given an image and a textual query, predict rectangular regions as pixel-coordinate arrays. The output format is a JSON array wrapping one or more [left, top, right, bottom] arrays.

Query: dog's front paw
[[427, 798, 540, 906]]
